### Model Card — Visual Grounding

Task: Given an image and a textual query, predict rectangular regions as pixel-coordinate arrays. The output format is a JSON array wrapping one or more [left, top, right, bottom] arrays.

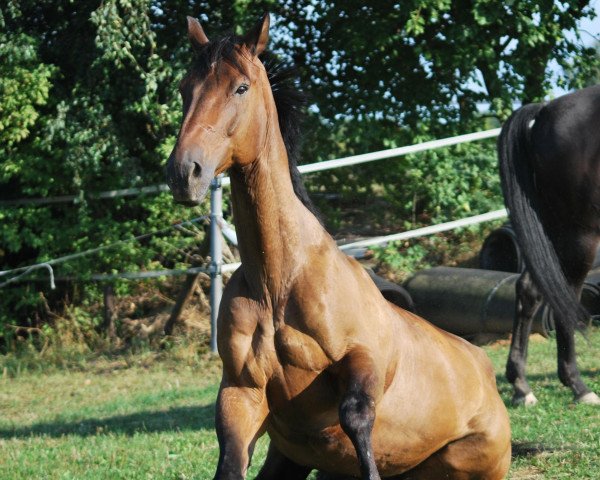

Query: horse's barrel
[[479, 223, 523, 273]]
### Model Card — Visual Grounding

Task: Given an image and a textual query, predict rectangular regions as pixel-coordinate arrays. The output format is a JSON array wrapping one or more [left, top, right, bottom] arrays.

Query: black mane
[[190, 34, 320, 218]]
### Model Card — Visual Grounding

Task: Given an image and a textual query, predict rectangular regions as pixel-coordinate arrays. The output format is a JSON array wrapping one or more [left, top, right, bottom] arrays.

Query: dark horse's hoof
[[576, 392, 600, 405]]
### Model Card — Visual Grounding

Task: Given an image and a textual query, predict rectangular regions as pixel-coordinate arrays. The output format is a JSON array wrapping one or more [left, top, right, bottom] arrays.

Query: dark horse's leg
[[254, 442, 312, 479], [554, 316, 596, 401], [506, 270, 543, 405], [338, 349, 381, 480], [554, 231, 600, 404], [509, 230, 600, 405]]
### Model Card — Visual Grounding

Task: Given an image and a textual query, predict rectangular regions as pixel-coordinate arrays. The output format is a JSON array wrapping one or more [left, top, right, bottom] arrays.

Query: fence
[[207, 128, 504, 352], [1, 128, 505, 352]]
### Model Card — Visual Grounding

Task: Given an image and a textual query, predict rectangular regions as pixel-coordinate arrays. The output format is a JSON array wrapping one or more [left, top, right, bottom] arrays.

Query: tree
[[268, 1, 597, 222], [275, 1, 597, 128], [0, 0, 283, 339], [0, 1, 597, 342]]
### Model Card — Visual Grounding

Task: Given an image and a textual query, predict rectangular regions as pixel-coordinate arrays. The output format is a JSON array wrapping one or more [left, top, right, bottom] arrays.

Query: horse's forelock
[[191, 34, 247, 78]]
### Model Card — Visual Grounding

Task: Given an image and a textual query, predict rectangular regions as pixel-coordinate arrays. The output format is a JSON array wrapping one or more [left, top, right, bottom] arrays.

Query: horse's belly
[[267, 420, 356, 473], [267, 419, 432, 477]]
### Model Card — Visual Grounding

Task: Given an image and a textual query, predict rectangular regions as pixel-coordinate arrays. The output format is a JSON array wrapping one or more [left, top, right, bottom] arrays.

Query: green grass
[[1, 329, 599, 479]]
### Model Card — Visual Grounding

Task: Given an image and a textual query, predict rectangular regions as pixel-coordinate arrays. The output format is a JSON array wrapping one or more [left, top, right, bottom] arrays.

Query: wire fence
[[0, 216, 209, 288], [0, 129, 500, 207]]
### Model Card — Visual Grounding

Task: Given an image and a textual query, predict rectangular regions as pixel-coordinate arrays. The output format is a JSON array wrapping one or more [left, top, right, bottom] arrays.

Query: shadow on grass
[[495, 368, 598, 390], [0, 403, 216, 439], [511, 441, 564, 458]]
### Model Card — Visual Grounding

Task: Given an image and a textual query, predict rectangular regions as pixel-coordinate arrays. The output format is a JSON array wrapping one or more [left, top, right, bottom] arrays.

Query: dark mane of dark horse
[[189, 34, 320, 219]]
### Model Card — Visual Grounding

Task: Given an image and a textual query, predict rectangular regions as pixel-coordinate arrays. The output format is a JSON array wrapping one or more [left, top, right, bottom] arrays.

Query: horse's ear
[[187, 16, 209, 51], [243, 13, 270, 56]]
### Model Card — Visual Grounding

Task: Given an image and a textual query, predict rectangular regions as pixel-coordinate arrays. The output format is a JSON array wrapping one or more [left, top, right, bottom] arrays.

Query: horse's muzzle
[[166, 148, 214, 206]]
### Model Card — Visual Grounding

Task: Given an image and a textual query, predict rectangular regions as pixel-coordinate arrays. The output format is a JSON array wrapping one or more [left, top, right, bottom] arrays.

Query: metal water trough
[[402, 266, 600, 339], [478, 224, 524, 272]]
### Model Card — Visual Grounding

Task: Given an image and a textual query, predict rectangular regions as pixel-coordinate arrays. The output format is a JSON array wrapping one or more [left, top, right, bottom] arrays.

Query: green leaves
[[0, 32, 55, 152], [0, 1, 206, 332], [1, 1, 597, 335]]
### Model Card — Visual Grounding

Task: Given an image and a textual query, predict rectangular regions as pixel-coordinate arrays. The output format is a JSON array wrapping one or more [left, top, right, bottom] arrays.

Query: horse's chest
[[273, 323, 331, 372]]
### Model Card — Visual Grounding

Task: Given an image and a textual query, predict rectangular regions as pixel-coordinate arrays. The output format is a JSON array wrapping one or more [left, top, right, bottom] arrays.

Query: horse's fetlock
[[557, 362, 576, 387]]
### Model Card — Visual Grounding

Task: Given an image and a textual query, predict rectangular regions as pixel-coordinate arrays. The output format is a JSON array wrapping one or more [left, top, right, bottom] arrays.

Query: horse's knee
[[339, 389, 375, 436]]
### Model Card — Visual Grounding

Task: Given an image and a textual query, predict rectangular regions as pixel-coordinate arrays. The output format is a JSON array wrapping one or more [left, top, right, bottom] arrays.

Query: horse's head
[[166, 14, 271, 205]]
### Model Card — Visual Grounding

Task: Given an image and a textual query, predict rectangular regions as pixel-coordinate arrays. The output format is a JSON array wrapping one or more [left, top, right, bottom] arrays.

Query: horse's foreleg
[[506, 271, 542, 406], [338, 348, 381, 480], [214, 384, 268, 480], [254, 442, 312, 480]]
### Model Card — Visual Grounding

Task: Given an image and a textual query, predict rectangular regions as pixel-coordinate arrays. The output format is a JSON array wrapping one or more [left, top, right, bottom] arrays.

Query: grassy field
[[1, 329, 599, 479]]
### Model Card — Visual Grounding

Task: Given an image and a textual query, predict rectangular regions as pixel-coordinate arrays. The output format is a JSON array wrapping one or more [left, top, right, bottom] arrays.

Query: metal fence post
[[209, 175, 223, 354]]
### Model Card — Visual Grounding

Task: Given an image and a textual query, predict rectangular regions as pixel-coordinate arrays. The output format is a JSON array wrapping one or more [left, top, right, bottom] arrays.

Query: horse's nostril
[[192, 161, 202, 178]]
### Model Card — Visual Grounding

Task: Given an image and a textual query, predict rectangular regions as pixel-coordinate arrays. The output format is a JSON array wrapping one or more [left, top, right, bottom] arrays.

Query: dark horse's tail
[[498, 104, 588, 331]]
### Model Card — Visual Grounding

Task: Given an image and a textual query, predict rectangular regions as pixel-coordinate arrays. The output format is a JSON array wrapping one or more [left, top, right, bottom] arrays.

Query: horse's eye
[[235, 84, 249, 95]]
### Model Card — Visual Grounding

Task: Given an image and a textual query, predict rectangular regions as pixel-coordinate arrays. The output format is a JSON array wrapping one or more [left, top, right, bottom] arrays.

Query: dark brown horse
[[498, 86, 600, 406], [167, 14, 511, 479]]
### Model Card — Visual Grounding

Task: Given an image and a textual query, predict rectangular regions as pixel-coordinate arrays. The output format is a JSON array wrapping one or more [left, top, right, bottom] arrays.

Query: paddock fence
[[1, 128, 505, 352]]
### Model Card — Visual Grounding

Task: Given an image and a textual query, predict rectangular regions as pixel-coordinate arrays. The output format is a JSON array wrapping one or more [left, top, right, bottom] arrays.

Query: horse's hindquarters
[[397, 430, 511, 480]]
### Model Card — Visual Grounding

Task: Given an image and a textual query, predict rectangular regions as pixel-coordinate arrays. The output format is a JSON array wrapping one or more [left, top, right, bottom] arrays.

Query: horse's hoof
[[512, 392, 538, 406], [576, 392, 600, 405]]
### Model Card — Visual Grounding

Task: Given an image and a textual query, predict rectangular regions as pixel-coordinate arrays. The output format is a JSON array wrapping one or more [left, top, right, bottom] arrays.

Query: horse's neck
[[230, 133, 322, 301]]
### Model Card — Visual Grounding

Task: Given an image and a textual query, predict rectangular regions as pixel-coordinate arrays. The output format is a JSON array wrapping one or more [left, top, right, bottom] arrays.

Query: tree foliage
[[0, 1, 597, 339], [275, 1, 597, 129], [262, 0, 597, 225]]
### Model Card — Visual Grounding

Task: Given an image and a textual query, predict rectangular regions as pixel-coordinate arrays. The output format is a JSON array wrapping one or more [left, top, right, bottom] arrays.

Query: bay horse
[[498, 85, 600, 406], [167, 13, 510, 479]]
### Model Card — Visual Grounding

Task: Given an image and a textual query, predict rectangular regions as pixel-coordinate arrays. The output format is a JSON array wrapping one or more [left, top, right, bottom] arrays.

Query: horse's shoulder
[[218, 271, 275, 387], [219, 269, 267, 335]]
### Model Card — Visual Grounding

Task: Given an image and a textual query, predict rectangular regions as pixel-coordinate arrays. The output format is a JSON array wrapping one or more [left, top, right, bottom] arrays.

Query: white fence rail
[[208, 128, 503, 350], [2, 129, 504, 351]]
